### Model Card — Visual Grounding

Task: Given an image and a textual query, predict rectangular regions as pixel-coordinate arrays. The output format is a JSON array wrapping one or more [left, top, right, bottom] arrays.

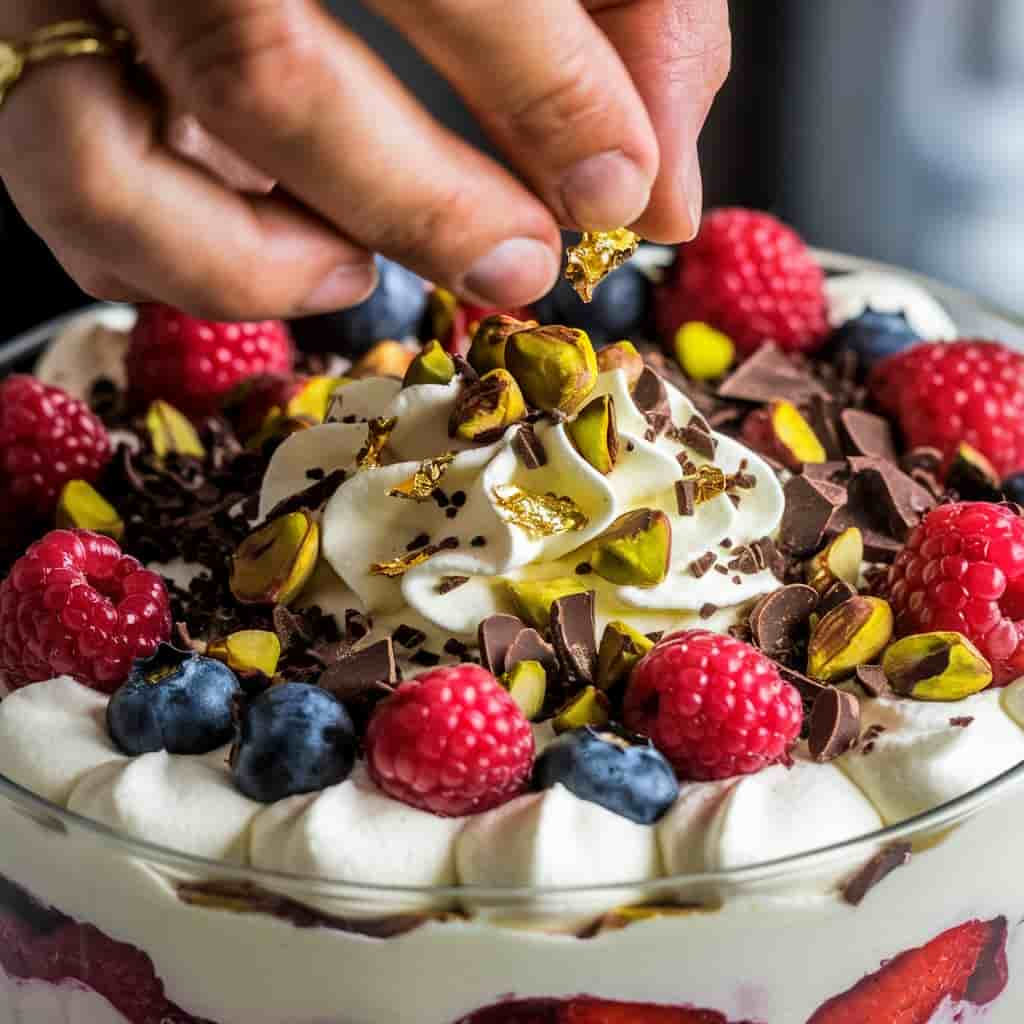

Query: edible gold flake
[[369, 547, 437, 578], [565, 229, 641, 302], [492, 484, 589, 539], [683, 464, 728, 505], [356, 417, 397, 470], [387, 453, 456, 501]]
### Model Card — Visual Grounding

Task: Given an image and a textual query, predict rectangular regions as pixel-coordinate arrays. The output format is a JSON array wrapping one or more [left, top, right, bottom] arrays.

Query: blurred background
[[3, 0, 1021, 341]]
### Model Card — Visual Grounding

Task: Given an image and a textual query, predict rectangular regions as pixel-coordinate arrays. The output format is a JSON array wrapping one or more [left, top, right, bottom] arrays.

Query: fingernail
[[459, 238, 559, 307], [560, 150, 652, 231], [682, 146, 704, 241], [301, 263, 379, 313]]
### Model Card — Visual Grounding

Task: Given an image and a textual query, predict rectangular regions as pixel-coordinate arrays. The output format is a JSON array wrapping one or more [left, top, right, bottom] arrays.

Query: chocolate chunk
[[512, 424, 547, 469], [778, 665, 829, 705], [718, 343, 827, 404], [809, 688, 861, 762], [477, 614, 526, 675], [950, 715, 975, 728], [847, 457, 936, 542], [780, 475, 847, 556], [550, 591, 598, 686], [689, 552, 717, 578], [688, 413, 712, 435], [675, 478, 697, 516], [264, 468, 347, 522], [633, 368, 671, 436], [392, 624, 427, 649], [817, 579, 858, 618], [319, 639, 398, 701], [749, 584, 819, 658], [699, 602, 718, 619], [855, 664, 891, 698], [406, 532, 431, 552], [842, 843, 912, 906], [840, 410, 897, 461], [807, 395, 845, 461], [727, 546, 761, 575], [438, 575, 470, 593], [504, 627, 558, 675], [677, 423, 717, 460]]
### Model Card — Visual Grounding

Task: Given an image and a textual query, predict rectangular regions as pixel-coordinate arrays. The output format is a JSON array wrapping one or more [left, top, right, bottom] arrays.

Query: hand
[[0, 0, 730, 319]]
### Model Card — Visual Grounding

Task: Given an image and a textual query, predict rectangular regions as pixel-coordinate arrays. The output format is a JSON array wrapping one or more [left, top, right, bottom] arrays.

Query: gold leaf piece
[[356, 417, 397, 470], [683, 464, 728, 505], [492, 484, 589, 539], [388, 453, 456, 501], [369, 547, 438, 578], [565, 229, 641, 302]]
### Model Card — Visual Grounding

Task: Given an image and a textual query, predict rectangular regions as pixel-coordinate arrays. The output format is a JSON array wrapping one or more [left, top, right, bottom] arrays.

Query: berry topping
[[623, 630, 803, 781], [532, 263, 651, 345], [232, 682, 357, 803], [125, 305, 294, 419], [882, 501, 1024, 684], [831, 308, 920, 370], [1003, 471, 1024, 505], [0, 375, 111, 512], [289, 255, 428, 356], [656, 208, 828, 356], [532, 725, 679, 824], [365, 664, 534, 816], [871, 339, 1024, 478], [107, 644, 241, 756], [0, 530, 171, 693]]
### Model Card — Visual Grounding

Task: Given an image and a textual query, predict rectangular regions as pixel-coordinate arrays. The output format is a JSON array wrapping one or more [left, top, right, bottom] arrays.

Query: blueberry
[[287, 256, 428, 357], [832, 308, 920, 370], [232, 682, 356, 803], [107, 644, 241, 757], [1003, 473, 1024, 505], [532, 726, 678, 825], [531, 265, 651, 345]]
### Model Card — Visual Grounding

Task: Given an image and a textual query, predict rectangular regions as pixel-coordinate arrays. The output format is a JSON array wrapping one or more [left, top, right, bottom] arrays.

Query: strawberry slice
[[808, 917, 1008, 1024]]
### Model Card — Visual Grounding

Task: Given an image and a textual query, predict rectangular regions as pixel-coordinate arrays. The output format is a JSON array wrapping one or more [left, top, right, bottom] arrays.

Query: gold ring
[[0, 19, 133, 111]]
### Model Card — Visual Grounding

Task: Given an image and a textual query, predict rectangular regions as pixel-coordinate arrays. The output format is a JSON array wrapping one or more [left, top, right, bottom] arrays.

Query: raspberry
[[125, 304, 294, 419], [623, 630, 803, 781], [0, 376, 111, 512], [655, 208, 829, 356], [871, 339, 1024, 478], [0, 529, 171, 693], [883, 502, 1024, 685], [365, 664, 535, 816]]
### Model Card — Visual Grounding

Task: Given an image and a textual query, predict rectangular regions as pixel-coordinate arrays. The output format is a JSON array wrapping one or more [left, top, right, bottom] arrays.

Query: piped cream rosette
[[259, 367, 785, 651]]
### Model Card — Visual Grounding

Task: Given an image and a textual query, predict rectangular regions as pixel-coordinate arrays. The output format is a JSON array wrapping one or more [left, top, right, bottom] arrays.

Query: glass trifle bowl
[[3, 246, 1024, 1024]]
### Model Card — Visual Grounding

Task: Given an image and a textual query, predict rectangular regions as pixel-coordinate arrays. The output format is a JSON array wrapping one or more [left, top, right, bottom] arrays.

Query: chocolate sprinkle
[[699, 602, 718, 619], [950, 716, 975, 728], [808, 688, 861, 763], [689, 552, 717, 578], [842, 843, 912, 906], [438, 575, 470, 593], [675, 478, 696, 517], [550, 591, 598, 686], [512, 423, 547, 469], [392, 625, 426, 649]]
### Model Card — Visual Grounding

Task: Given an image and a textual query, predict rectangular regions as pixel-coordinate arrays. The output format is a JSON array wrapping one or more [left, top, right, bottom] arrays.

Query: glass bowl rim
[[3, 248, 1024, 903]]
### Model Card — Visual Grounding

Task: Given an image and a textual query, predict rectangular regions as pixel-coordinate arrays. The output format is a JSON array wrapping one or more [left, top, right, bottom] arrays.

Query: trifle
[[2, 210, 1024, 1023]]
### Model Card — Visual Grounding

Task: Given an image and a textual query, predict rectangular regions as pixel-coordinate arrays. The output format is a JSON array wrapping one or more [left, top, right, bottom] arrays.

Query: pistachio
[[673, 322, 735, 381], [807, 596, 894, 683], [467, 314, 536, 375], [596, 341, 645, 390], [589, 509, 672, 588], [56, 480, 124, 540], [882, 632, 992, 700], [552, 686, 611, 733], [349, 340, 415, 379], [501, 659, 547, 721], [403, 339, 456, 388], [229, 511, 320, 606], [741, 400, 826, 471], [287, 376, 348, 423], [449, 368, 527, 441], [246, 414, 318, 451], [207, 630, 282, 678], [596, 620, 654, 690], [506, 577, 591, 630], [504, 325, 598, 415], [806, 527, 864, 595], [145, 400, 206, 459], [567, 394, 619, 475]]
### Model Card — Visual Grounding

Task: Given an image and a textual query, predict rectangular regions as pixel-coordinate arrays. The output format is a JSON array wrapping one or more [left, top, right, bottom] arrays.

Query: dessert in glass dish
[[2, 209, 1024, 1024]]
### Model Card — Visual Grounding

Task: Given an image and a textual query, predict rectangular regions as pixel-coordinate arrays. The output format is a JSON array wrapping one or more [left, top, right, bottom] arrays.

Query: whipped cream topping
[[825, 270, 958, 340], [260, 368, 785, 645]]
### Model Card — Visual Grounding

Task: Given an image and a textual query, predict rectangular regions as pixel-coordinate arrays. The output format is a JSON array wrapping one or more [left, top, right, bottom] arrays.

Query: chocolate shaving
[[950, 715, 975, 728], [842, 843, 912, 906], [847, 457, 935, 542], [632, 368, 671, 436], [749, 584, 818, 658], [675, 478, 697, 516], [392, 624, 426, 649], [807, 395, 845, 461], [840, 410, 897, 461], [512, 423, 547, 469], [264, 469, 347, 523], [689, 552, 717, 578], [808, 688, 861, 762], [477, 614, 525, 675], [817, 580, 858, 618], [438, 575, 470, 593], [778, 665, 829, 707], [699, 602, 718, 619], [550, 591, 598, 686], [718, 344, 827, 404], [727, 546, 761, 575], [318, 638, 398, 701], [676, 423, 717, 460], [779, 476, 847, 556], [855, 664, 891, 698], [504, 627, 558, 676]]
